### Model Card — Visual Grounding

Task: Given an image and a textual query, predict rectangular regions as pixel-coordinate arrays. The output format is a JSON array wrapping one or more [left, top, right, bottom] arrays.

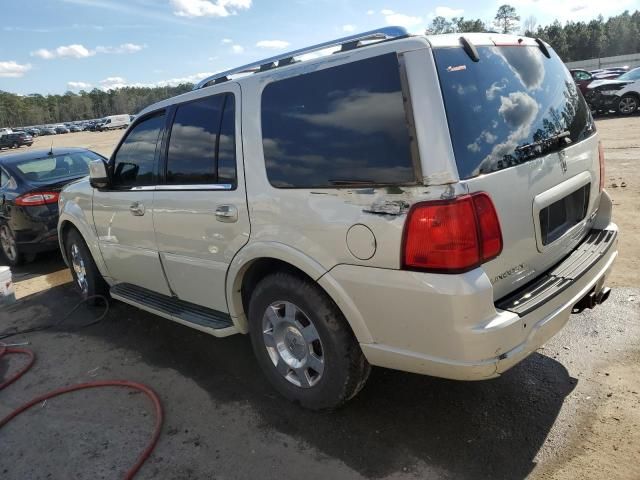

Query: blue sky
[[0, 0, 636, 95]]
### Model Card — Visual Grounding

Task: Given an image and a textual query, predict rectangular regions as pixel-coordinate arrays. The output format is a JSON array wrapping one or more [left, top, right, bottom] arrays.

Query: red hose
[[0, 344, 163, 480]]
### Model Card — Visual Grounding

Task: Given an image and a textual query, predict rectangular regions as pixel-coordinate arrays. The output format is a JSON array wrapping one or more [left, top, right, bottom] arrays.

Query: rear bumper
[[9, 206, 59, 254], [322, 223, 618, 380]]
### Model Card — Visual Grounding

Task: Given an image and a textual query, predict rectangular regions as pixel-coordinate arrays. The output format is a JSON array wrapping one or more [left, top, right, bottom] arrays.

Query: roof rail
[[194, 26, 409, 90]]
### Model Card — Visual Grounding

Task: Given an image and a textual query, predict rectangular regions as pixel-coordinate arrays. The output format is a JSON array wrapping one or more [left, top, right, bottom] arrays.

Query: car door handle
[[215, 205, 238, 223], [129, 201, 145, 216]]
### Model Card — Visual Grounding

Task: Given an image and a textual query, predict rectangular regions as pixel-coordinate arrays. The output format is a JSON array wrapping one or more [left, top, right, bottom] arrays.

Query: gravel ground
[[0, 284, 637, 479]]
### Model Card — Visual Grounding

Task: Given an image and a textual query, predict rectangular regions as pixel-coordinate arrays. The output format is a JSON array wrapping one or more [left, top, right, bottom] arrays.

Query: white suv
[[58, 28, 618, 409]]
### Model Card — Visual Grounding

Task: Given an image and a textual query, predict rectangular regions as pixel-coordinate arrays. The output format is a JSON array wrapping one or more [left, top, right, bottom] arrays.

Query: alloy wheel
[[70, 243, 88, 294], [0, 225, 17, 263], [619, 96, 638, 114], [262, 301, 325, 388]]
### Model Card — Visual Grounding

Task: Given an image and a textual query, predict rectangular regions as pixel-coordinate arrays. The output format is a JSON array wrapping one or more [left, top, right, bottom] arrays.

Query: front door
[[152, 85, 249, 312], [93, 111, 171, 295]]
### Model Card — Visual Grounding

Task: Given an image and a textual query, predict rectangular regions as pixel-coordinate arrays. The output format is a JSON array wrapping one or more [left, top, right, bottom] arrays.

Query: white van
[[0, 127, 12, 137], [97, 115, 130, 131]]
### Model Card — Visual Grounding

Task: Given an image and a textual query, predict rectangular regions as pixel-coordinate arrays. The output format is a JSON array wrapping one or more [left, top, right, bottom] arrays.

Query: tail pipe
[[572, 286, 611, 314]]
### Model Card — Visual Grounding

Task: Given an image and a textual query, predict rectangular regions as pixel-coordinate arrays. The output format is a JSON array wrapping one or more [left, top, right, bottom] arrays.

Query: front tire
[[65, 229, 108, 304], [248, 272, 370, 410], [617, 94, 638, 115]]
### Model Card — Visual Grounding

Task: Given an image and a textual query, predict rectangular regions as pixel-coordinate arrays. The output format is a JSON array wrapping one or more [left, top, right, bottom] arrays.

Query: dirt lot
[[0, 118, 639, 479]]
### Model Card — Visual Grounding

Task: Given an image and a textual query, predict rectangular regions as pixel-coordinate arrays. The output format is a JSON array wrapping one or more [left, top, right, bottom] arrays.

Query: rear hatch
[[432, 41, 601, 299]]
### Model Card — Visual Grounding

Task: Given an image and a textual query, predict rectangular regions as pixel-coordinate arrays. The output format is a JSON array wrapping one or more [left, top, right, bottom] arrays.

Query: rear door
[[93, 110, 171, 295], [432, 42, 601, 299], [152, 84, 249, 313]]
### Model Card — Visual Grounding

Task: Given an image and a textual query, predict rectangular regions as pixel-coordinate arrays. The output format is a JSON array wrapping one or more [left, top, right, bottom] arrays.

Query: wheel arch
[[226, 242, 373, 343], [57, 214, 110, 282]]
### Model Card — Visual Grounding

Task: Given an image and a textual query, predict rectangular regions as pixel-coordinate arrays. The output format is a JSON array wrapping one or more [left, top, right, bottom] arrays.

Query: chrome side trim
[[155, 184, 233, 191], [129, 184, 233, 191]]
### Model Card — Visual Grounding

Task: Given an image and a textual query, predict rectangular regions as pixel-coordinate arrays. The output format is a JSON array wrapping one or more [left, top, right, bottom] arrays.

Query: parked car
[[55, 126, 70, 134], [97, 114, 130, 131], [585, 66, 640, 115], [0, 132, 34, 149], [26, 127, 41, 137], [40, 127, 57, 136], [570, 69, 594, 95], [58, 29, 617, 409], [0, 148, 103, 266], [87, 120, 105, 132], [69, 125, 83, 133]]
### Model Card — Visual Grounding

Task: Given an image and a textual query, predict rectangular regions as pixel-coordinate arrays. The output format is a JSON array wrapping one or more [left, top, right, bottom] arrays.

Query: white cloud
[[366, 9, 375, 15], [380, 9, 423, 31], [434, 6, 464, 17], [256, 40, 290, 49], [342, 24, 356, 33], [171, 0, 251, 18], [508, 0, 635, 23], [221, 38, 233, 44], [231, 44, 244, 53], [31, 43, 144, 59], [97, 72, 215, 90], [0, 61, 32, 78], [32, 44, 94, 59], [95, 43, 145, 54], [99, 76, 128, 89], [67, 81, 92, 90]]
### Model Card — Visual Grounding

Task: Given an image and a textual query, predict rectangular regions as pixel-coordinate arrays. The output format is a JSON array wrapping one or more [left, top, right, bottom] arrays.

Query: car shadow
[[2, 251, 66, 282], [1, 285, 577, 480]]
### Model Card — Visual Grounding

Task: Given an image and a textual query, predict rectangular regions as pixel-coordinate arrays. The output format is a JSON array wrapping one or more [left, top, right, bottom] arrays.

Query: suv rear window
[[261, 53, 416, 188], [433, 46, 595, 179]]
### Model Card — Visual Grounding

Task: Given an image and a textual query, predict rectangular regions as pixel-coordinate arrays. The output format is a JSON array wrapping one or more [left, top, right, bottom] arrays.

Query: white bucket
[[0, 266, 16, 305]]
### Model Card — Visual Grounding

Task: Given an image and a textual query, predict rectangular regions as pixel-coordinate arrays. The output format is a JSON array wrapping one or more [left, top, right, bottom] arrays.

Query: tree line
[[0, 84, 192, 128], [1, 6, 639, 128], [427, 6, 640, 62]]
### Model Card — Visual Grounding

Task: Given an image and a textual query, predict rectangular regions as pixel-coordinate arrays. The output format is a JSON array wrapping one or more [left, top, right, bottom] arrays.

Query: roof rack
[[194, 26, 409, 90]]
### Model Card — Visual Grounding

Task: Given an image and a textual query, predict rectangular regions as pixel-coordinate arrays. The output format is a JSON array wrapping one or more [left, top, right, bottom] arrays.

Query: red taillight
[[598, 141, 605, 192], [402, 192, 503, 273], [15, 191, 59, 206]]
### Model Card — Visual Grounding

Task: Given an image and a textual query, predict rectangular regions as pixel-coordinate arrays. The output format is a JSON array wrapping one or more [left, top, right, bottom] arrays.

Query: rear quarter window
[[261, 53, 417, 188]]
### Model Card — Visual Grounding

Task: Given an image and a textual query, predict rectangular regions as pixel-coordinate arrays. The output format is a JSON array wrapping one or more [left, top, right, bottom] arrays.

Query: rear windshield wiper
[[515, 130, 572, 157]]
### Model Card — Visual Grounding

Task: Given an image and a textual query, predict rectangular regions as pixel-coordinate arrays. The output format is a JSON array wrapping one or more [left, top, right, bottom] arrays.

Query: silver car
[[58, 28, 617, 409]]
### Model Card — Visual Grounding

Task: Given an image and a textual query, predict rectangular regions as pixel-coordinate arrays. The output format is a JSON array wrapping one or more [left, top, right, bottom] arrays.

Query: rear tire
[[0, 224, 23, 267], [65, 229, 109, 304], [617, 94, 638, 115], [248, 271, 370, 410]]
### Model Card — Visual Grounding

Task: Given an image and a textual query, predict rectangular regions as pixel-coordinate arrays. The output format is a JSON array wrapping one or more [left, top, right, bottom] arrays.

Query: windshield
[[433, 45, 595, 179], [617, 68, 640, 81], [14, 151, 100, 183]]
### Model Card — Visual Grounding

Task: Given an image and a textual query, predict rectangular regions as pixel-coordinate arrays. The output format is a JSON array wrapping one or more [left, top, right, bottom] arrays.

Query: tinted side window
[[261, 53, 416, 188], [166, 94, 230, 185], [217, 95, 236, 186], [112, 113, 165, 188]]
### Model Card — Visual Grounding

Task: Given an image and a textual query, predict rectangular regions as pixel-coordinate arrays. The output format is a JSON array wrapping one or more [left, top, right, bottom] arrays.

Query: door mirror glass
[[89, 159, 109, 189]]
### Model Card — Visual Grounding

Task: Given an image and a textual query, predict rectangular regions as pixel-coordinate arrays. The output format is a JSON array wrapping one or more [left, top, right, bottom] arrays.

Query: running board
[[110, 283, 237, 337]]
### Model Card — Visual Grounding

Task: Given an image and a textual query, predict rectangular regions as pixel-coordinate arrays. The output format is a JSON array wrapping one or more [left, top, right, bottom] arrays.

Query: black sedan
[[0, 148, 105, 265]]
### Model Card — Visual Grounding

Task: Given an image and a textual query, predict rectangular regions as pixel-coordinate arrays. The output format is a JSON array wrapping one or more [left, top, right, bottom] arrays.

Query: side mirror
[[89, 159, 109, 189]]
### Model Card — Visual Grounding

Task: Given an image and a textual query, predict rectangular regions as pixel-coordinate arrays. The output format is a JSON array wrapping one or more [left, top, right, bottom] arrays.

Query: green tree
[[494, 4, 520, 34], [453, 17, 487, 33], [427, 16, 454, 34]]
